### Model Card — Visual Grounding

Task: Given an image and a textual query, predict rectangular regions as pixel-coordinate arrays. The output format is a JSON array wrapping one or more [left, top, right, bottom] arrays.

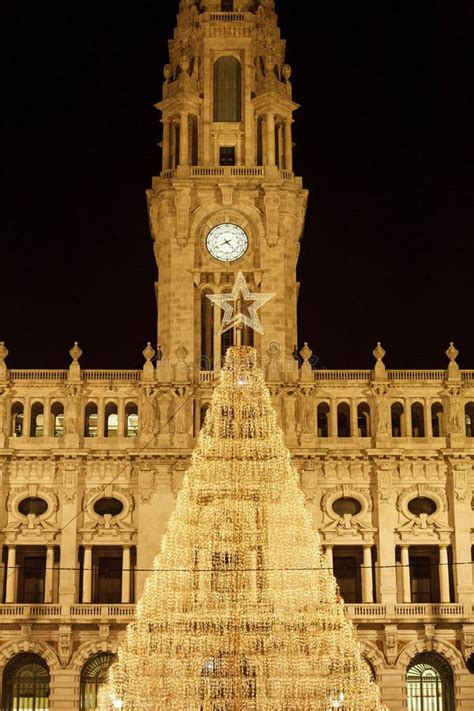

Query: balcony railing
[[0, 602, 468, 623]]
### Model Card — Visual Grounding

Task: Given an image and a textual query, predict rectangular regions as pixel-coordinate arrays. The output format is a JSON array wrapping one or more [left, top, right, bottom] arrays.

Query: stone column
[[23, 398, 31, 437], [117, 399, 125, 437], [97, 398, 105, 437], [43, 398, 51, 437], [400, 545, 411, 603], [266, 112, 275, 166], [5, 545, 16, 603], [179, 111, 189, 167], [404, 400, 412, 437], [44, 545, 55, 603], [122, 546, 131, 604], [162, 119, 171, 171], [439, 545, 450, 603], [350, 399, 358, 438], [284, 118, 293, 172], [324, 545, 333, 572], [362, 545, 374, 603], [82, 546, 92, 604], [329, 399, 338, 438], [424, 399, 433, 438]]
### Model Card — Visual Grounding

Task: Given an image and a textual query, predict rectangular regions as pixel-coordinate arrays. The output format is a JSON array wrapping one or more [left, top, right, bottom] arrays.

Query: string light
[[100, 346, 385, 710]]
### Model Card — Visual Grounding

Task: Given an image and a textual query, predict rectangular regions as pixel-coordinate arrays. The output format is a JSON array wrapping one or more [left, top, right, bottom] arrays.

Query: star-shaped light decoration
[[207, 271, 275, 335]]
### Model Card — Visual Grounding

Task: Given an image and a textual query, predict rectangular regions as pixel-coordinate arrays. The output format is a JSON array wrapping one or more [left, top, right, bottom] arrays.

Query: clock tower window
[[213, 57, 242, 122], [221, 0, 234, 10]]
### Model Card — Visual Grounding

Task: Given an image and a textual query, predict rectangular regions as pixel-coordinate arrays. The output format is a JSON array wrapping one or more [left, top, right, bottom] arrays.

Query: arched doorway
[[2, 652, 50, 711], [80, 652, 115, 711], [406, 652, 454, 711]]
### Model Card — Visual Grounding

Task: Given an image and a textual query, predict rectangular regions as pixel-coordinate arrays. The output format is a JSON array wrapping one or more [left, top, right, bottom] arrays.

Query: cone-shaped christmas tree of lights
[[100, 346, 384, 711]]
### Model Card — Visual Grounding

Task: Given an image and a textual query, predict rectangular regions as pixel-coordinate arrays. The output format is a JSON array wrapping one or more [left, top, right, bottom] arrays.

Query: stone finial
[[143, 342, 156, 383], [143, 341, 156, 363], [373, 341, 385, 362], [69, 342, 82, 363], [446, 341, 459, 363], [446, 342, 461, 381], [300, 342, 313, 382], [373, 342, 387, 381], [68, 342, 82, 383], [163, 64, 173, 82]]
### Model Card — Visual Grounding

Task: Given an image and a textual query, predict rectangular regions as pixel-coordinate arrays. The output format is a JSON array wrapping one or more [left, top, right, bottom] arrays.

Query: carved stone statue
[[373, 384, 390, 435], [297, 389, 314, 434], [173, 388, 189, 434], [140, 386, 157, 435], [448, 386, 464, 434], [63, 385, 80, 435]]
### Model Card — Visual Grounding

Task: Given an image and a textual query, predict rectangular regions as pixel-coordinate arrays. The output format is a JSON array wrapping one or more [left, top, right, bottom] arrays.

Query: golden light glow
[[100, 346, 384, 710]]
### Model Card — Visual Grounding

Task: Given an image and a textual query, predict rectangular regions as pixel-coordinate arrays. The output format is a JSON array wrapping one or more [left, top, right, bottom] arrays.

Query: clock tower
[[147, 0, 308, 373]]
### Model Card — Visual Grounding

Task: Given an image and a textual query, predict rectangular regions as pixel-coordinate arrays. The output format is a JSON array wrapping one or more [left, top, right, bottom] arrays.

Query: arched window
[[80, 652, 115, 711], [465, 402, 474, 437], [2, 652, 50, 711], [125, 402, 138, 437], [317, 402, 330, 437], [411, 403, 425, 437], [51, 402, 64, 437], [11, 402, 24, 437], [391, 402, 404, 437], [357, 402, 371, 437], [84, 402, 98, 438], [201, 288, 214, 371], [337, 402, 350, 437], [431, 403, 444, 437], [213, 57, 242, 122], [30, 402, 44, 437], [104, 403, 118, 438], [406, 652, 454, 711]]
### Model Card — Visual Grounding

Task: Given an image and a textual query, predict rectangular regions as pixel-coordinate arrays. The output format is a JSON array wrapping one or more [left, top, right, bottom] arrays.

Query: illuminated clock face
[[206, 223, 248, 262]]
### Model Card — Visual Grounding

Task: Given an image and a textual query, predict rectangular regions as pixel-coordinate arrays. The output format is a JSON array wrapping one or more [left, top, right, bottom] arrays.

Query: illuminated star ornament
[[207, 271, 275, 335]]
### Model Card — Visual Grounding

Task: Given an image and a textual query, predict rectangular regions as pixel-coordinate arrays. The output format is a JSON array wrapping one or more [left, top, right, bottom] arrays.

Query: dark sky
[[1, 1, 473, 369]]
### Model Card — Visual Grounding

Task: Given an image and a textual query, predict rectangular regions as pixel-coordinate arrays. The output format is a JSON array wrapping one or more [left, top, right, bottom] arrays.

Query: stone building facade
[[0, 1, 474, 709]]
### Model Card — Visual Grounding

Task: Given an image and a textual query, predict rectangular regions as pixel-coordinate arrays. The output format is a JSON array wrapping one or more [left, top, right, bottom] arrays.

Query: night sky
[[1, 1, 473, 370]]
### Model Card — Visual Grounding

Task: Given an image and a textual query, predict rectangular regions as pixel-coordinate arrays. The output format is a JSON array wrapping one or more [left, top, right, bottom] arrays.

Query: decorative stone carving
[[461, 625, 474, 661], [300, 460, 317, 502], [58, 625, 72, 667], [62, 462, 79, 502], [383, 625, 398, 666], [138, 463, 156, 504]]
